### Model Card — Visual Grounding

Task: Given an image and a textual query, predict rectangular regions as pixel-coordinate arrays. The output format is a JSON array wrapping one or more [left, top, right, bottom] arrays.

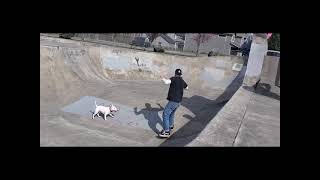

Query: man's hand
[[160, 75, 171, 84], [157, 103, 164, 110]]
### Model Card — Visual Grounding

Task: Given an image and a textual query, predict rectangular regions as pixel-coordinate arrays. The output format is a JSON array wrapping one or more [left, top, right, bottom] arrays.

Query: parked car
[[59, 33, 75, 39], [130, 37, 151, 47]]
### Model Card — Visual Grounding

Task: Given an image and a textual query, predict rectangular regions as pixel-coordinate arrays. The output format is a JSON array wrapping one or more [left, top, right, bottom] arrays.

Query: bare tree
[[147, 33, 161, 43], [191, 33, 214, 56]]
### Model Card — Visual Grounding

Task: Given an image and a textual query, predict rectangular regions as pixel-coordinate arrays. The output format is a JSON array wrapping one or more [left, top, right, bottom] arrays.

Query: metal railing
[[267, 50, 280, 57]]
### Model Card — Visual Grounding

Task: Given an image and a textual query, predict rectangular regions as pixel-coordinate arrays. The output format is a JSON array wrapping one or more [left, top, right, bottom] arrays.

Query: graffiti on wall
[[112, 49, 121, 55], [103, 54, 152, 74]]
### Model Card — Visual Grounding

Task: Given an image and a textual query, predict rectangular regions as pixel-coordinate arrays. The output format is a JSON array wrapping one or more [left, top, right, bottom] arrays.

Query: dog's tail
[[95, 100, 98, 107]]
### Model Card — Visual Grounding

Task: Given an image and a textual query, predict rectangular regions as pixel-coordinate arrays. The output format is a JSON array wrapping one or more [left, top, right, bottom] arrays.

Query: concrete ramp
[[186, 36, 280, 147]]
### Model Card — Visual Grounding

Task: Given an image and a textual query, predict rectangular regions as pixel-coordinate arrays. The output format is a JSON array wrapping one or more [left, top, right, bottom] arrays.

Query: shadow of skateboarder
[[134, 103, 164, 134]]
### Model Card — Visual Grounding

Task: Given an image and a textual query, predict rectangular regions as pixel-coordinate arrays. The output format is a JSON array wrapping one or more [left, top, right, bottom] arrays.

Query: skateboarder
[[159, 69, 188, 138]]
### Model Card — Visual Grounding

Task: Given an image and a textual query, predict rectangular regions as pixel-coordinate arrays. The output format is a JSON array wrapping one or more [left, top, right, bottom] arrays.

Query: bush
[[154, 47, 165, 53], [208, 51, 218, 57], [208, 49, 226, 56], [59, 33, 75, 39]]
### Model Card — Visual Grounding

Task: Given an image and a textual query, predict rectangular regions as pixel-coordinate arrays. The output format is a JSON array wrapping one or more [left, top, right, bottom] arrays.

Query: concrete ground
[[40, 80, 227, 146], [234, 84, 280, 146]]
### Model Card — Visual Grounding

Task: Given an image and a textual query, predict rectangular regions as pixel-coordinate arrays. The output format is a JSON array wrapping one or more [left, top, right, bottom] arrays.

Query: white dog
[[92, 101, 119, 120]]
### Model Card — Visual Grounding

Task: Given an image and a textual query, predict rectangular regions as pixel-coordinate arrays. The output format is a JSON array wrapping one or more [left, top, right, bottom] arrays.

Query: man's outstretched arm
[[157, 103, 164, 110], [160, 76, 171, 85], [184, 81, 189, 90], [134, 107, 141, 115]]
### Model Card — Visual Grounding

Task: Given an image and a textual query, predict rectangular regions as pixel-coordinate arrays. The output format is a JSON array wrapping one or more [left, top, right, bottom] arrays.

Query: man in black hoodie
[[240, 36, 253, 65], [159, 69, 188, 138]]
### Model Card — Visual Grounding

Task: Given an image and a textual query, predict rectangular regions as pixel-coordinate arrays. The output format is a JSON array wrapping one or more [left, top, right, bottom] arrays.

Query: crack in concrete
[[232, 91, 253, 146]]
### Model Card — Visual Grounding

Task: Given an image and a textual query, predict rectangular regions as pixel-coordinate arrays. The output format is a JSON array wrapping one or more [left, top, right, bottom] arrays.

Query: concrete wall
[[99, 45, 244, 91], [41, 36, 246, 103]]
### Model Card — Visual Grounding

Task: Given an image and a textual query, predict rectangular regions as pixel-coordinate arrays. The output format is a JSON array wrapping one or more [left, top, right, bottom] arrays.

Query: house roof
[[160, 34, 176, 44], [230, 42, 240, 48], [219, 33, 246, 38], [152, 33, 185, 45], [176, 33, 185, 37], [175, 33, 185, 39]]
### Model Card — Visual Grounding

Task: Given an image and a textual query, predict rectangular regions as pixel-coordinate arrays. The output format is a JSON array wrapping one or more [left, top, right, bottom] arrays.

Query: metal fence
[[74, 33, 136, 44]]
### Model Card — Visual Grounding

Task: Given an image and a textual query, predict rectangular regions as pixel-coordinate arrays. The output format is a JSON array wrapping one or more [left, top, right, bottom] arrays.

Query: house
[[151, 34, 175, 48], [72, 33, 251, 56], [151, 33, 184, 50], [134, 33, 148, 38], [175, 33, 186, 40], [183, 33, 231, 55], [183, 33, 248, 55], [230, 33, 250, 48], [167, 33, 185, 50]]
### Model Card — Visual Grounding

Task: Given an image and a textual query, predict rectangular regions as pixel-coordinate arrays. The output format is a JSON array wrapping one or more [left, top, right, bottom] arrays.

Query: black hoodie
[[167, 76, 188, 103]]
